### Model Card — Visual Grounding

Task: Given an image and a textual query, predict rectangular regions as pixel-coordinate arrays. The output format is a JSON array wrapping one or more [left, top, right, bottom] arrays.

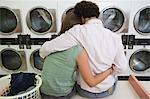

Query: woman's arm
[[76, 49, 113, 87]]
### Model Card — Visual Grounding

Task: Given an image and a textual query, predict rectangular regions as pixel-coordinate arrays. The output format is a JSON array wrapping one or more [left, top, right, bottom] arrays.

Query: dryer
[[0, 0, 24, 75], [119, 45, 150, 76], [98, 0, 131, 34], [26, 6, 57, 38], [25, 45, 43, 74], [0, 0, 57, 38], [0, 45, 27, 75], [23, 0, 57, 74], [23, 0, 57, 38], [0, 5, 22, 38], [129, 0, 150, 39]]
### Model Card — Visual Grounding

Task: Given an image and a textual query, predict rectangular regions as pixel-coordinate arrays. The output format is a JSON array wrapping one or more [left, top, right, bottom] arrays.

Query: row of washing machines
[[0, 0, 150, 77]]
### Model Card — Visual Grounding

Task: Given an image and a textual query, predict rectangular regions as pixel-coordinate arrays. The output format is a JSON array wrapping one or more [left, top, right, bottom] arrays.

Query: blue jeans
[[76, 80, 117, 98]]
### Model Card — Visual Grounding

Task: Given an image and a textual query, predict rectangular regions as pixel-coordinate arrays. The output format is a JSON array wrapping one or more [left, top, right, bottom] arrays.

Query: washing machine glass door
[[134, 7, 150, 35], [29, 8, 53, 34], [32, 50, 44, 71], [100, 8, 125, 32], [129, 49, 150, 72], [1, 49, 22, 70], [0, 7, 17, 34]]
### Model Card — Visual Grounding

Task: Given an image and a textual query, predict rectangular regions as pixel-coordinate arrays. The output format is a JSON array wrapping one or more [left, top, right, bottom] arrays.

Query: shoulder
[[106, 29, 121, 40], [66, 24, 84, 38], [70, 45, 83, 52], [69, 24, 82, 32], [70, 45, 83, 57]]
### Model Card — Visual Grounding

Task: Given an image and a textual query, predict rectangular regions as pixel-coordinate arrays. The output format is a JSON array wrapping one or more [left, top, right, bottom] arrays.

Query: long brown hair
[[59, 8, 82, 35]]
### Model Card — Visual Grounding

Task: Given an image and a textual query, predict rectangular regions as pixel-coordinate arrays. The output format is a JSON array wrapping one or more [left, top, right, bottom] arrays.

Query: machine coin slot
[[26, 35, 31, 49], [122, 35, 128, 49], [128, 35, 135, 49]]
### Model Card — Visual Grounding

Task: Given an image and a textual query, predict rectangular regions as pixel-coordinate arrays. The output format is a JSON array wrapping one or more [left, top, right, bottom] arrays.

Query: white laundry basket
[[0, 75, 42, 99]]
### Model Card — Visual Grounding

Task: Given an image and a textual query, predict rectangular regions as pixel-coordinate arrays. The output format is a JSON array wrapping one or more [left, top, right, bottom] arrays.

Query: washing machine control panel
[[122, 35, 150, 49], [0, 38, 18, 45], [1, 34, 150, 48]]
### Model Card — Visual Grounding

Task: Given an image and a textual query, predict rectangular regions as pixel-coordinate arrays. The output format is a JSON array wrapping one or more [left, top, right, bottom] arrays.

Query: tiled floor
[[72, 81, 150, 99]]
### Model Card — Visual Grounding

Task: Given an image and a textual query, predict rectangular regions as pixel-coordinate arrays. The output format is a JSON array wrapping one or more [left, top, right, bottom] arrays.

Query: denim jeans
[[76, 79, 117, 98], [41, 87, 76, 99]]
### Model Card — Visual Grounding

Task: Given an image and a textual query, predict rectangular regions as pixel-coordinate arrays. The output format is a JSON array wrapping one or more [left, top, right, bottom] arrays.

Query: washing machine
[[0, 0, 57, 38], [25, 45, 44, 75], [97, 0, 131, 34], [0, 0, 25, 75], [119, 45, 150, 76], [23, 0, 57, 38], [129, 0, 150, 38], [0, 0, 57, 75], [0, 4, 22, 38], [0, 45, 27, 75], [24, 0, 57, 74]]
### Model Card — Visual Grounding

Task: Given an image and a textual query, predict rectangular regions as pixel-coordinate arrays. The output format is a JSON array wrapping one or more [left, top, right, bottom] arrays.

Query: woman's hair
[[59, 8, 82, 34], [74, 1, 100, 18]]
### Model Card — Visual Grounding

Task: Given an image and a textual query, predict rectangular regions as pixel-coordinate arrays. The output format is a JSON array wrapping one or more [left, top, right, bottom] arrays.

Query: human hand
[[112, 64, 117, 71], [109, 64, 117, 75]]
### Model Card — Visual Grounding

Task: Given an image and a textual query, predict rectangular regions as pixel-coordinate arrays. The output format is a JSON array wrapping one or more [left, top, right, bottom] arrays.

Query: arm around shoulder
[[39, 32, 79, 58]]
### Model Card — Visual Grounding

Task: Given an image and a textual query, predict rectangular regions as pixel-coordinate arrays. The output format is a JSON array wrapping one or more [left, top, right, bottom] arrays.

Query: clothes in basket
[[7, 72, 36, 96]]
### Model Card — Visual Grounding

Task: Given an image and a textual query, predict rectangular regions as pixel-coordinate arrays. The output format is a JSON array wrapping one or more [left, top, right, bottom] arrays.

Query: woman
[[40, 8, 116, 99]]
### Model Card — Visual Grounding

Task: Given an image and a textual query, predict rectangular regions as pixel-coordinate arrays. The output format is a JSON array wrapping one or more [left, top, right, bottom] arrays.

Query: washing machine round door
[[31, 50, 44, 71], [27, 7, 53, 34], [0, 7, 18, 34], [134, 7, 150, 35], [1, 49, 22, 70], [129, 49, 150, 72], [100, 7, 125, 32]]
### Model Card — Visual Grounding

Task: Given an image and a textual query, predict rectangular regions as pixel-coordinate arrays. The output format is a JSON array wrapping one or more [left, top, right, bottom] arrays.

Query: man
[[40, 1, 127, 98]]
